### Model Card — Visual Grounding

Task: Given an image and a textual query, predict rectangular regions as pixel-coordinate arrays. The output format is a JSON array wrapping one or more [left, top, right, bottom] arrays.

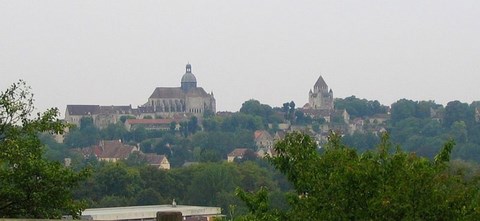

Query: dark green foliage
[[119, 115, 136, 123], [341, 132, 380, 152], [101, 122, 128, 141], [240, 99, 279, 124], [334, 96, 388, 118], [191, 130, 254, 161], [282, 101, 296, 122], [388, 99, 480, 161], [220, 113, 264, 132], [187, 163, 240, 206], [235, 187, 283, 221], [0, 80, 88, 218], [64, 117, 100, 148], [39, 133, 70, 162], [294, 110, 312, 125], [444, 100, 475, 128], [136, 188, 163, 206], [237, 132, 480, 220], [72, 156, 281, 219], [390, 99, 441, 125]]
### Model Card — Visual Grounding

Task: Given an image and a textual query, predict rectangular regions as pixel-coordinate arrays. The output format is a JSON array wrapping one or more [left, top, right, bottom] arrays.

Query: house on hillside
[[273, 131, 286, 143], [143, 153, 170, 170], [227, 148, 250, 162], [90, 140, 139, 162], [301, 108, 332, 122], [366, 114, 390, 125], [254, 130, 274, 149], [73, 140, 138, 162], [72, 140, 171, 169], [65, 105, 135, 129], [349, 118, 365, 134], [256, 148, 273, 158]]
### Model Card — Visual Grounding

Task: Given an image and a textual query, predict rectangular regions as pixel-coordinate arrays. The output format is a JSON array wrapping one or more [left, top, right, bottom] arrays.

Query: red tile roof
[[126, 119, 174, 125], [73, 140, 137, 160], [254, 130, 272, 140], [143, 154, 167, 165]]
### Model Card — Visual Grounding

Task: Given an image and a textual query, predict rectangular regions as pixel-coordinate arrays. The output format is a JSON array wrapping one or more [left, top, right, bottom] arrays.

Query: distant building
[[65, 105, 134, 129], [64, 64, 216, 129], [227, 148, 249, 162], [301, 76, 335, 120], [144, 64, 216, 117], [73, 140, 138, 162], [125, 118, 177, 131], [306, 76, 334, 111], [254, 130, 274, 149], [81, 204, 222, 221], [142, 153, 170, 170], [366, 114, 390, 125], [72, 140, 170, 169]]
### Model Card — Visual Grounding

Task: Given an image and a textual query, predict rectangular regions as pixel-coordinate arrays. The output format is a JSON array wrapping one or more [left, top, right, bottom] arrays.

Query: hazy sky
[[1, 1, 479, 115]]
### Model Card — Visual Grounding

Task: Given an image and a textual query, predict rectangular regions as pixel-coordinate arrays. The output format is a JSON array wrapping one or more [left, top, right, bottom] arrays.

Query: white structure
[[81, 205, 222, 221]]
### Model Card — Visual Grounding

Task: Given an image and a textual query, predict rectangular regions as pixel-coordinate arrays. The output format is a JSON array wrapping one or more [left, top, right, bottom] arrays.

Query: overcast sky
[[1, 1, 479, 115]]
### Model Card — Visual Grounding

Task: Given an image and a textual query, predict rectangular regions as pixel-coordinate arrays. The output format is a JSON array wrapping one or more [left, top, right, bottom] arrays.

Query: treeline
[[70, 131, 480, 220], [339, 99, 480, 162], [72, 158, 290, 215], [388, 99, 480, 161], [49, 97, 480, 167], [235, 132, 480, 220], [334, 95, 388, 118]]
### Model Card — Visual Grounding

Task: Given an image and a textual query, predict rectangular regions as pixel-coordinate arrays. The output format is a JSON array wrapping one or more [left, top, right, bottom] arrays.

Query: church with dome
[[143, 63, 216, 117]]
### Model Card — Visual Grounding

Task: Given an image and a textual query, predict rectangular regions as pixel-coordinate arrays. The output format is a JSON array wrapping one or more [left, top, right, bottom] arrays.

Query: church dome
[[181, 64, 197, 83], [181, 63, 197, 92], [181, 72, 197, 83]]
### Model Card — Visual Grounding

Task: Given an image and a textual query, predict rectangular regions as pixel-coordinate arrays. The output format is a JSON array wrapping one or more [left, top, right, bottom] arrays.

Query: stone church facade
[[144, 64, 216, 117], [65, 64, 216, 128]]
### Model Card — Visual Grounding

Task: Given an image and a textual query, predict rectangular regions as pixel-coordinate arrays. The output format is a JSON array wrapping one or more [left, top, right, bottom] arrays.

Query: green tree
[[391, 99, 417, 124], [187, 163, 240, 206], [63, 117, 100, 147], [39, 133, 70, 162], [101, 122, 128, 141], [131, 126, 147, 142], [0, 80, 88, 218], [239, 99, 278, 124], [221, 113, 264, 132], [444, 100, 475, 128], [119, 115, 136, 124], [188, 116, 200, 134], [235, 187, 283, 221], [238, 131, 480, 220], [334, 96, 388, 118]]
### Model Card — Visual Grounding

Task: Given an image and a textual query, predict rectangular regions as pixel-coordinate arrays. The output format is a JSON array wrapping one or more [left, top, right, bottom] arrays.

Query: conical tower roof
[[314, 76, 328, 88]]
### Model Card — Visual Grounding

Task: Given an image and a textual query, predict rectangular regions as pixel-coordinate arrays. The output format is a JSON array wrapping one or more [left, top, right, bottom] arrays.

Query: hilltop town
[[2, 65, 480, 220], [61, 63, 480, 168]]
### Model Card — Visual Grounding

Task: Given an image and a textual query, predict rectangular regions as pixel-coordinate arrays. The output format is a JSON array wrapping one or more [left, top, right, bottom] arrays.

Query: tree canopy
[[236, 132, 480, 220], [0, 80, 88, 218], [334, 96, 388, 119]]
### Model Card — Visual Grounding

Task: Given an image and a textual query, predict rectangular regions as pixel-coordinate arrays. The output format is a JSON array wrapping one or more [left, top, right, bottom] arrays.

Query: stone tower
[[308, 76, 334, 110]]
